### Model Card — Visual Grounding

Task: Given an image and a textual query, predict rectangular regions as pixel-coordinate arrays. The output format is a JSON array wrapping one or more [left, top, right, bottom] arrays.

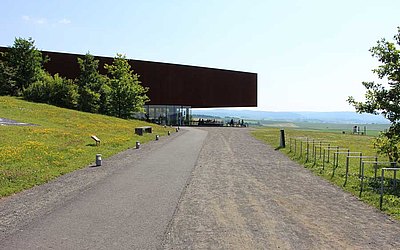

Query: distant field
[[252, 127, 400, 220], [0, 97, 171, 197], [259, 120, 389, 136]]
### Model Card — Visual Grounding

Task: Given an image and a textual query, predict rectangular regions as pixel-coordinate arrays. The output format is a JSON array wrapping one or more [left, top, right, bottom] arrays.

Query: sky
[[0, 0, 399, 112]]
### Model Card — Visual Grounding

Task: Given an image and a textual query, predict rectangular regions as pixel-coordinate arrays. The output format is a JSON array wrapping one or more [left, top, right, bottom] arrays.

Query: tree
[[348, 27, 400, 163], [0, 52, 16, 95], [5, 37, 45, 96], [105, 54, 149, 118], [98, 77, 111, 115], [77, 53, 103, 113]]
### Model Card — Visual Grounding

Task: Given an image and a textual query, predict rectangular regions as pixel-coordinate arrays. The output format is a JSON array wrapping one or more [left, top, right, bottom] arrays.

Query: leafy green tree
[[348, 27, 400, 163], [77, 53, 103, 113], [105, 54, 149, 118], [0, 52, 16, 95], [6, 37, 45, 95], [98, 77, 111, 115]]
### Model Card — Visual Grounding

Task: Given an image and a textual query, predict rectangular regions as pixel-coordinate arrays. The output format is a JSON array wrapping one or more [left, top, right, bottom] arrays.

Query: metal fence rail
[[380, 167, 400, 210], [360, 161, 396, 197], [285, 134, 399, 211]]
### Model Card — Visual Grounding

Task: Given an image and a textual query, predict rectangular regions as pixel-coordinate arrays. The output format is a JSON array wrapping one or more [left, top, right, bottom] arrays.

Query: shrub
[[24, 73, 78, 109]]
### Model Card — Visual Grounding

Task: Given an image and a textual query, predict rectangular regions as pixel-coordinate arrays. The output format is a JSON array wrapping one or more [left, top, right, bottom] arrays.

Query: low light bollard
[[168, 131, 170, 136], [136, 141, 140, 149], [96, 154, 102, 166], [176, 128, 179, 132], [156, 135, 160, 140]]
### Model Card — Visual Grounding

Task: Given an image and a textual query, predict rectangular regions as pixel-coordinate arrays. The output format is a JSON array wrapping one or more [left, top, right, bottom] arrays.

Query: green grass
[[0, 96, 172, 197], [252, 127, 400, 220], [260, 121, 389, 136]]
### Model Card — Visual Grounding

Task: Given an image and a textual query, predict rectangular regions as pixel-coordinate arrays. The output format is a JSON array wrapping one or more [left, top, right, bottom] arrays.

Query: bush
[[24, 73, 78, 109], [23, 72, 52, 102], [52, 76, 79, 109], [374, 132, 400, 163]]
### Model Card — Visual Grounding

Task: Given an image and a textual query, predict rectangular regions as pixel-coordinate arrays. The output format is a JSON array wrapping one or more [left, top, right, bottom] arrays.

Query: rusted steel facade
[[0, 47, 257, 108]]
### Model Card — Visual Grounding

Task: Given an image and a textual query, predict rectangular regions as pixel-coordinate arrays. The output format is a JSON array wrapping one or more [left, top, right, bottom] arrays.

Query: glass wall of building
[[141, 105, 192, 126]]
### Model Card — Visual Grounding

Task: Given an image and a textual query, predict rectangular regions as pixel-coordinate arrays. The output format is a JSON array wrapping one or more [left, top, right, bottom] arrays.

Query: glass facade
[[140, 105, 192, 126]]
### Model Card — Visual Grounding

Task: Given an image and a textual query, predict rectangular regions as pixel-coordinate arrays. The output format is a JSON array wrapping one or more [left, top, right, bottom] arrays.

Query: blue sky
[[1, 0, 399, 111]]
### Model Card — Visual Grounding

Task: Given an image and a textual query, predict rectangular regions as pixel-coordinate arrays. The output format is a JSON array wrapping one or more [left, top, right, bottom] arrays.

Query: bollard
[[279, 129, 285, 148], [96, 154, 102, 166], [136, 141, 140, 149], [156, 135, 160, 141], [176, 128, 179, 132], [168, 131, 170, 136]]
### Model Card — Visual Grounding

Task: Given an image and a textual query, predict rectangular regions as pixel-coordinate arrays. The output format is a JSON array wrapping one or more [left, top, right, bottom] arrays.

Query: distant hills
[[192, 109, 389, 124]]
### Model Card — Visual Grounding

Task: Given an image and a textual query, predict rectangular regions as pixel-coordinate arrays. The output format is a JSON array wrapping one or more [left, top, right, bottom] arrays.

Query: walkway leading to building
[[0, 128, 207, 249], [163, 127, 400, 249], [1, 127, 400, 249]]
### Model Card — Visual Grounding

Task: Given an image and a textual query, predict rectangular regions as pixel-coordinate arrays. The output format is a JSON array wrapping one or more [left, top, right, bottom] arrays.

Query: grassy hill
[[0, 96, 171, 197]]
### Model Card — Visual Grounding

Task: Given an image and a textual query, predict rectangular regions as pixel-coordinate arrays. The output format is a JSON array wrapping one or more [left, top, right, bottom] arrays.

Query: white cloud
[[58, 18, 71, 25], [22, 15, 47, 25], [22, 15, 69, 26], [36, 18, 47, 25]]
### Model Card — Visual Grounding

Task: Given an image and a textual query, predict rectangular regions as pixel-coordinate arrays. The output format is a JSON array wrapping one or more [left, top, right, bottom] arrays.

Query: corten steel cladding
[[0, 47, 257, 108]]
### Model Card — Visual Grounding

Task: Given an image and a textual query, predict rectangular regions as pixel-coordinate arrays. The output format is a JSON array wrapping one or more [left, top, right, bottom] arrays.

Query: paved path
[[1, 127, 400, 249], [0, 127, 207, 249], [164, 127, 400, 249]]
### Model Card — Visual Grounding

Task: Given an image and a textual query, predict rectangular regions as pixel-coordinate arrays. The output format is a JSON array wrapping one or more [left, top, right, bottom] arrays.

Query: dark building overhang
[[0, 47, 257, 108]]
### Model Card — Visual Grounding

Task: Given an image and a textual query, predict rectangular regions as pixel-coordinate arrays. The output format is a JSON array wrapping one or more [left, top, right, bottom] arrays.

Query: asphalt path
[[0, 127, 207, 249], [3, 127, 400, 249]]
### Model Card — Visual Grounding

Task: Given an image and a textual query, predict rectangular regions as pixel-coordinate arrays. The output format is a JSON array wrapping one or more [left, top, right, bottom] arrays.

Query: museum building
[[0, 47, 257, 125]]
